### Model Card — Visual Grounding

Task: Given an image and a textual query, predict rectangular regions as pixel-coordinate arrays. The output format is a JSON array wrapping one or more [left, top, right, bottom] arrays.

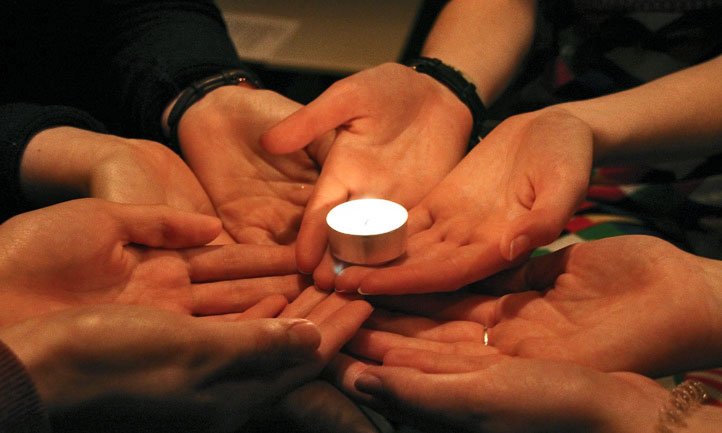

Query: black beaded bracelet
[[406, 57, 486, 148], [166, 69, 263, 145]]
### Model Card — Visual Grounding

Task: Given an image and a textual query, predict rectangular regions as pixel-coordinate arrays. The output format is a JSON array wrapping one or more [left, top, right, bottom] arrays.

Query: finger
[[364, 310, 486, 343], [279, 286, 330, 318], [368, 293, 497, 325], [306, 292, 364, 325], [266, 380, 380, 433], [113, 203, 222, 248], [383, 348, 508, 374], [325, 353, 375, 403], [260, 81, 360, 155], [333, 265, 376, 293], [316, 300, 374, 363], [357, 243, 508, 295], [500, 208, 572, 262], [482, 246, 574, 293], [352, 366, 441, 409], [295, 174, 349, 273], [207, 229, 237, 246], [190, 274, 307, 315], [346, 329, 496, 363], [210, 318, 322, 367], [183, 244, 297, 282], [312, 249, 340, 291], [500, 174, 586, 262], [238, 295, 289, 319], [197, 295, 288, 322], [407, 205, 435, 236]]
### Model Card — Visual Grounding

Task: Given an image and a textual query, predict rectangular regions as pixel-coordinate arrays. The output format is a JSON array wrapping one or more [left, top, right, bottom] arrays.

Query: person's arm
[[94, 0, 248, 141], [0, 297, 371, 433], [260, 0, 539, 274], [421, 0, 537, 105], [0, 104, 108, 221], [556, 54, 722, 165], [345, 350, 719, 433]]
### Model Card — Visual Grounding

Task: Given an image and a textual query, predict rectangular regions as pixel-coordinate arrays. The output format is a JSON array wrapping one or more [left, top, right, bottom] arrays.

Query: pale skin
[[254, 288, 383, 433], [348, 236, 722, 378], [20, 126, 235, 244], [340, 347, 719, 433], [259, 0, 537, 274], [323, 109, 592, 293], [0, 198, 309, 326], [174, 85, 326, 246], [327, 54, 722, 295], [319, 233, 722, 431], [0, 288, 373, 432]]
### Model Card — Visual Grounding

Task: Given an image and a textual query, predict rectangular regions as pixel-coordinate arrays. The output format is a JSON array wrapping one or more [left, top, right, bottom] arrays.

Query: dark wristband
[[406, 57, 486, 147], [166, 69, 263, 145]]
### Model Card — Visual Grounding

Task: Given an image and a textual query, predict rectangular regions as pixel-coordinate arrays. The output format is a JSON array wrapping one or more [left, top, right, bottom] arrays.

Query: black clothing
[[0, 0, 248, 220]]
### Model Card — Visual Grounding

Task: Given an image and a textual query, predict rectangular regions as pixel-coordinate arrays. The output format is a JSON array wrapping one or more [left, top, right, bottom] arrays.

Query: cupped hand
[[249, 287, 380, 433], [0, 304, 322, 433], [361, 235, 722, 377], [177, 86, 322, 246], [324, 108, 593, 293], [0, 199, 308, 326], [347, 348, 667, 433], [261, 62, 472, 273], [21, 126, 235, 244], [326, 312, 667, 433]]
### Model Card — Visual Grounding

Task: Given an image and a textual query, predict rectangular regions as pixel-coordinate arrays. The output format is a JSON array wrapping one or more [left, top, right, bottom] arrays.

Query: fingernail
[[334, 287, 354, 293], [355, 373, 384, 395], [509, 235, 530, 261], [288, 320, 321, 350]]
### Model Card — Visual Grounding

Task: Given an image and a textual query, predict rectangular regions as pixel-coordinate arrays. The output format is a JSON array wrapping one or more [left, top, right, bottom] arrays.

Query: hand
[[328, 311, 668, 433], [344, 348, 668, 433], [177, 86, 322, 245], [362, 236, 722, 377], [0, 303, 342, 433], [20, 127, 234, 244], [324, 108, 593, 293], [253, 381, 380, 433], [250, 287, 379, 433], [261, 63, 472, 272], [0, 199, 308, 326]]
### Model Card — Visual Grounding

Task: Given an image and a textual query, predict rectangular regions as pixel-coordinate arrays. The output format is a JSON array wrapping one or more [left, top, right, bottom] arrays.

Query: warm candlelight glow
[[326, 199, 408, 265], [326, 198, 407, 236]]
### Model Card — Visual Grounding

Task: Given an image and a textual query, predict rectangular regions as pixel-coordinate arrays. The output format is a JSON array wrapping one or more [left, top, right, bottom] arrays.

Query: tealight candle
[[326, 198, 408, 265]]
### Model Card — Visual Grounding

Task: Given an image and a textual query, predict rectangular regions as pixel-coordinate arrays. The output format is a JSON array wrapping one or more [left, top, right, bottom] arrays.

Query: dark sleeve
[[0, 104, 107, 222], [0, 340, 52, 433], [96, 0, 255, 141]]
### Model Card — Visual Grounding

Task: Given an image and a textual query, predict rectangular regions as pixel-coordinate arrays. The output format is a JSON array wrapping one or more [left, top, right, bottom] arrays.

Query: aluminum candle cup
[[326, 199, 408, 265]]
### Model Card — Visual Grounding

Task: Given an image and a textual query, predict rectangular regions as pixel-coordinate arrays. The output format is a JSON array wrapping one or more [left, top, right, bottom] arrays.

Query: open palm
[[0, 199, 307, 326], [178, 86, 322, 246], [324, 109, 592, 294]]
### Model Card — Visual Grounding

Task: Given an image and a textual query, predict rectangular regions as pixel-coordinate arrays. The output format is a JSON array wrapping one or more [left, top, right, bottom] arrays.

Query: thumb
[[111, 203, 222, 248], [500, 207, 570, 262], [260, 82, 357, 155], [223, 318, 322, 364], [354, 366, 441, 409], [500, 177, 585, 261]]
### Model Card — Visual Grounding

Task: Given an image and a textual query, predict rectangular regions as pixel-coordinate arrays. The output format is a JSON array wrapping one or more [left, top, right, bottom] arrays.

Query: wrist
[[405, 57, 487, 148], [162, 70, 263, 146], [696, 256, 722, 363], [20, 127, 112, 204], [685, 404, 722, 433]]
